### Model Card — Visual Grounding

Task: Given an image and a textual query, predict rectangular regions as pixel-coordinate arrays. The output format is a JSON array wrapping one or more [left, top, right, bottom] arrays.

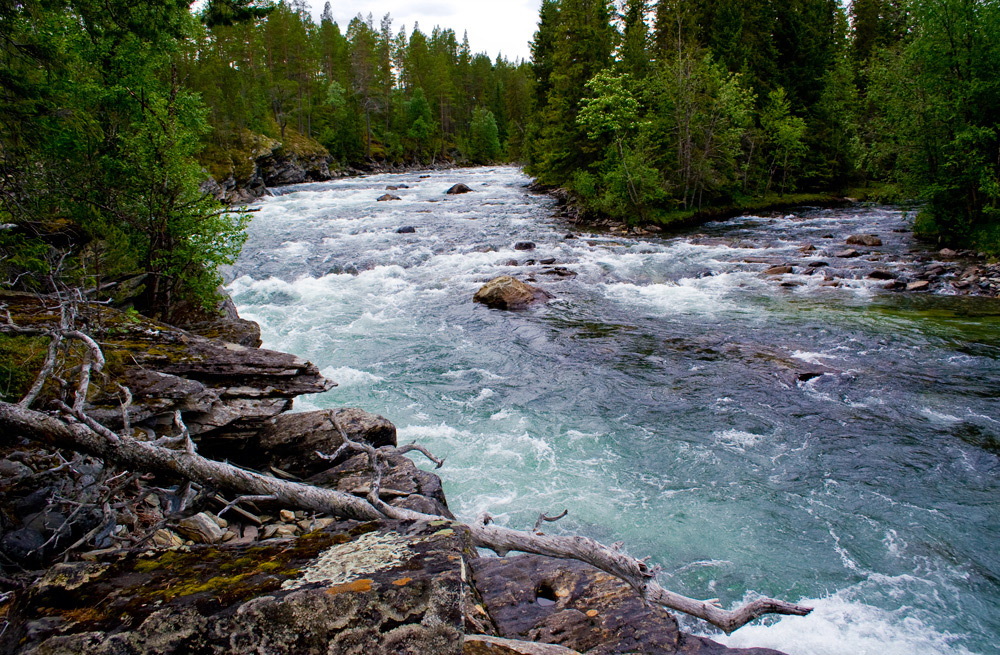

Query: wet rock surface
[[471, 555, 786, 655], [474, 277, 553, 310]]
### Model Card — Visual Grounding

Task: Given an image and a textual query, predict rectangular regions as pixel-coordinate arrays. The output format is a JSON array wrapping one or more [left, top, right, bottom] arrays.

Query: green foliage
[[466, 108, 501, 164], [0, 334, 47, 403], [865, 0, 1000, 252]]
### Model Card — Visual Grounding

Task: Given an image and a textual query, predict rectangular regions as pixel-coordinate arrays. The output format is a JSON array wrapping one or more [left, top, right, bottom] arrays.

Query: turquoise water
[[227, 167, 1000, 654]]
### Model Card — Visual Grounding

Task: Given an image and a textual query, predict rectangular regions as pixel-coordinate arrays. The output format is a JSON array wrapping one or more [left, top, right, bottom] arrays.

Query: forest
[[1, 0, 999, 316]]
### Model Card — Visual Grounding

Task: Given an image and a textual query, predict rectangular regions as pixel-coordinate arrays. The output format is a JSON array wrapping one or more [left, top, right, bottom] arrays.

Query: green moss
[[0, 334, 48, 402]]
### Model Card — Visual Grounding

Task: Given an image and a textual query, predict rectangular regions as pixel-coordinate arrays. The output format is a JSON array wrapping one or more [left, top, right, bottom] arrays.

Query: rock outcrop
[[447, 183, 474, 195], [0, 519, 475, 655], [471, 555, 786, 655], [1, 292, 334, 442], [474, 277, 553, 310]]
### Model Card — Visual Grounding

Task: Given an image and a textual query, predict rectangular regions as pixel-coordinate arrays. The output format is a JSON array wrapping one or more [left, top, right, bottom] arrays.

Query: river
[[226, 166, 1000, 655]]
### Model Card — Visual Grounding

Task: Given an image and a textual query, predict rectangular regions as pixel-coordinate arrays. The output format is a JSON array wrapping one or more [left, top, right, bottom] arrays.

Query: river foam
[[228, 166, 999, 654]]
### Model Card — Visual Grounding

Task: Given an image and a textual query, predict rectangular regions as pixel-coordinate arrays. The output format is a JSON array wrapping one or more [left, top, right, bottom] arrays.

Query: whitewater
[[226, 166, 1000, 655]]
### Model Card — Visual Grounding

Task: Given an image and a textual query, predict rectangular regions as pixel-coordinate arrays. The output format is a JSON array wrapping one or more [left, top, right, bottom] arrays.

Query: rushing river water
[[227, 166, 1000, 655]]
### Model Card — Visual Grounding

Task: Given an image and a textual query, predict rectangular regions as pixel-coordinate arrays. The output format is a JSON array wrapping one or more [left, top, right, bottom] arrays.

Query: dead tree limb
[[0, 398, 812, 633]]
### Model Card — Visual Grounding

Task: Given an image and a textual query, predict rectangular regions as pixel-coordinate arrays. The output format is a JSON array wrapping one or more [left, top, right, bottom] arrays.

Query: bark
[[0, 399, 813, 634]]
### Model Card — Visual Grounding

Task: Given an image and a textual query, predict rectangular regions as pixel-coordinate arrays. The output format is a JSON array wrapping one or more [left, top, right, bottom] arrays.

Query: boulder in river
[[514, 242, 536, 251], [907, 280, 931, 291], [377, 193, 401, 202], [834, 249, 861, 258], [868, 269, 897, 280], [474, 276, 553, 310], [765, 265, 794, 275], [396, 226, 417, 234], [446, 183, 473, 195], [846, 234, 883, 247]]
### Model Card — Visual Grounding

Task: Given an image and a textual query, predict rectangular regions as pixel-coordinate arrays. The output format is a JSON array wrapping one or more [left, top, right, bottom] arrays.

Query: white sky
[[316, 0, 542, 62]]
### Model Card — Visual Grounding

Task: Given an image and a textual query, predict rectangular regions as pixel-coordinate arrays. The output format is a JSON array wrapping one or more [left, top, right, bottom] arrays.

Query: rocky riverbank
[[0, 291, 787, 655], [534, 184, 1000, 298]]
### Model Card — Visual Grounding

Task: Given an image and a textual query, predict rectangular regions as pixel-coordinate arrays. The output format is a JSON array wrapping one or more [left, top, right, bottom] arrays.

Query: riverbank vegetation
[[525, 0, 1000, 254]]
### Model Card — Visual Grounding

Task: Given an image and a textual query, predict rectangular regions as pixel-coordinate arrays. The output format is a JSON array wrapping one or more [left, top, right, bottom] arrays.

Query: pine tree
[[621, 0, 650, 78]]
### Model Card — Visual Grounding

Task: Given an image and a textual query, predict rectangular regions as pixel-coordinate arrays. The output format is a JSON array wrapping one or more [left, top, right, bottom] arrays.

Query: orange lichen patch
[[586, 610, 599, 618], [392, 577, 413, 587], [325, 579, 373, 596]]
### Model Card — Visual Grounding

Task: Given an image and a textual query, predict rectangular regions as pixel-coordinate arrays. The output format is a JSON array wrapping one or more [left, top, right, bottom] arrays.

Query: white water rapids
[[227, 166, 1000, 655]]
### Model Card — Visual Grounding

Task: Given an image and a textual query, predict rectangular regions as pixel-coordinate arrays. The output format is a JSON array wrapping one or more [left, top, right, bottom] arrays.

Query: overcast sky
[[316, 0, 542, 62]]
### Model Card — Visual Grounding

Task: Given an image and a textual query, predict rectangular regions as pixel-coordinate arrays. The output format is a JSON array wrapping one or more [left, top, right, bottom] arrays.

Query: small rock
[[209, 514, 228, 529], [835, 249, 861, 258], [377, 194, 401, 202], [780, 281, 804, 287], [222, 529, 238, 543], [939, 248, 958, 257], [799, 244, 817, 252], [868, 270, 897, 280], [539, 258, 556, 265], [176, 512, 226, 544], [514, 242, 536, 251], [806, 261, 829, 268], [505, 259, 519, 267], [645, 225, 662, 233], [847, 234, 882, 247], [386, 184, 409, 190], [0, 459, 33, 479], [279, 509, 296, 523], [564, 234, 577, 240], [396, 226, 417, 234], [764, 265, 793, 275], [446, 183, 473, 195], [907, 280, 931, 291], [151, 529, 184, 548], [953, 280, 971, 290], [242, 525, 259, 542]]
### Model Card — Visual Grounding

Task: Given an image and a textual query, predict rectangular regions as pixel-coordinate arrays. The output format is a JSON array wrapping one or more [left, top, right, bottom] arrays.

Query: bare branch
[[533, 509, 569, 534], [18, 330, 62, 409], [396, 442, 446, 469]]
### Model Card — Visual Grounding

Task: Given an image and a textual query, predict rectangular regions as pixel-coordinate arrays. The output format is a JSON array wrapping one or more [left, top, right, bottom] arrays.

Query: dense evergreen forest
[[0, 0, 998, 318], [526, 0, 1000, 254]]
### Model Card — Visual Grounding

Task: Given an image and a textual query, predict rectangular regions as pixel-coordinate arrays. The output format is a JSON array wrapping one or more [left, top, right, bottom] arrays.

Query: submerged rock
[[446, 183, 473, 195], [474, 277, 553, 310], [834, 249, 861, 258], [514, 242, 536, 251], [377, 193, 401, 202]]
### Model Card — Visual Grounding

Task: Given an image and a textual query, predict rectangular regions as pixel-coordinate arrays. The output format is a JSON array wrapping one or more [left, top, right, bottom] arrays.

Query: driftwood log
[[0, 307, 812, 634]]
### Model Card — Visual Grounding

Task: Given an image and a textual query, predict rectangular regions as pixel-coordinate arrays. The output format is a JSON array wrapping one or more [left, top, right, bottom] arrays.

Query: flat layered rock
[[1, 519, 475, 655]]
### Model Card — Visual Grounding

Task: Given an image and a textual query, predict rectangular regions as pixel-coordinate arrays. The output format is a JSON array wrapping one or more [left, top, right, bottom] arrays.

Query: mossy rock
[[2, 519, 478, 655]]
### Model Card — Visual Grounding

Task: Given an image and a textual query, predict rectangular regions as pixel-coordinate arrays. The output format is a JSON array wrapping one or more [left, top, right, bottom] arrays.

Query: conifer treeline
[[523, 0, 999, 251], [182, 1, 532, 171]]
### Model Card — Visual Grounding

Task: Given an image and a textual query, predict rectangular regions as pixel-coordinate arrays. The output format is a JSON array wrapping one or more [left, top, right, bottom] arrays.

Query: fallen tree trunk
[[0, 399, 812, 633]]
